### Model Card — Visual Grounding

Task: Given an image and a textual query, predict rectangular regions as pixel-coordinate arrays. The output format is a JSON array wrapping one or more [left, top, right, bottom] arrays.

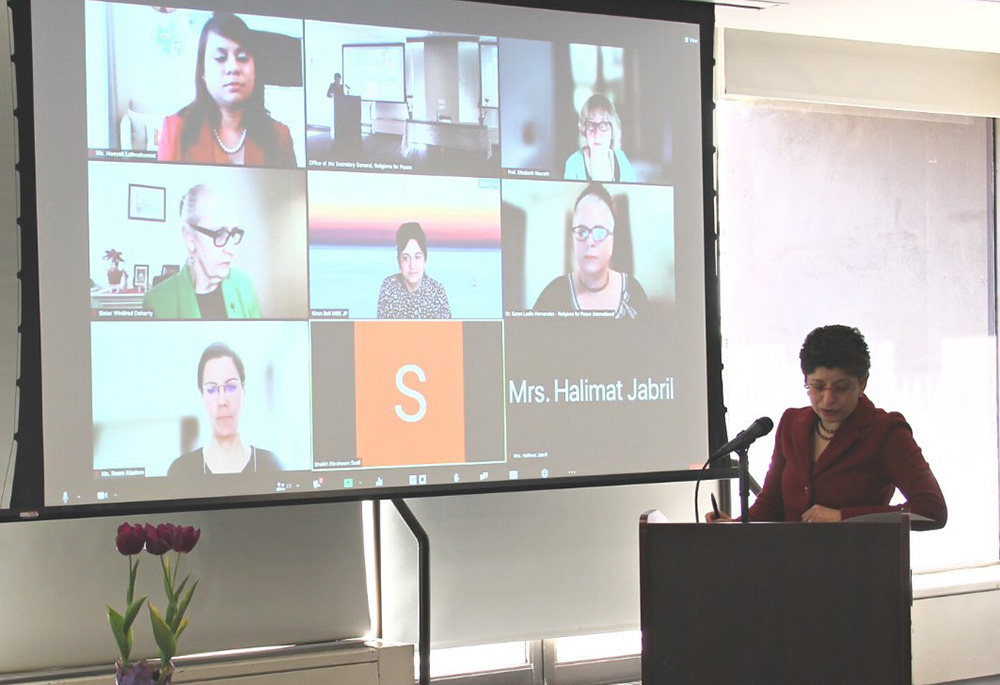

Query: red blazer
[[748, 395, 947, 530], [157, 113, 296, 168]]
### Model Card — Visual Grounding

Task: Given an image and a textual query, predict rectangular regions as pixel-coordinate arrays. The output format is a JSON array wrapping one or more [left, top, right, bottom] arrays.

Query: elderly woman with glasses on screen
[[533, 183, 648, 319], [143, 184, 262, 319], [168, 342, 280, 477], [564, 94, 636, 183], [707, 325, 947, 530]]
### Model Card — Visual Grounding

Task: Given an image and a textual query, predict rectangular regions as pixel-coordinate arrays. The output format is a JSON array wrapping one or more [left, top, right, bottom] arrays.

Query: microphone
[[708, 417, 773, 463]]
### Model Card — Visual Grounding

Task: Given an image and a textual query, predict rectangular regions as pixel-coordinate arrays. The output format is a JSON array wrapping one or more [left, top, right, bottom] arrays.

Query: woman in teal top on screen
[[143, 184, 262, 319], [564, 94, 636, 183]]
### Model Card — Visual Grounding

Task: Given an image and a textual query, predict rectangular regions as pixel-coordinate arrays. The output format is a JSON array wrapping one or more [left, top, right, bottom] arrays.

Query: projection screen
[[6, 0, 717, 514]]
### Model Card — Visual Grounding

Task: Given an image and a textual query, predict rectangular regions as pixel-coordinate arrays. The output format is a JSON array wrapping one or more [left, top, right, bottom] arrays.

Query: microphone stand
[[725, 458, 761, 495], [737, 447, 751, 524]]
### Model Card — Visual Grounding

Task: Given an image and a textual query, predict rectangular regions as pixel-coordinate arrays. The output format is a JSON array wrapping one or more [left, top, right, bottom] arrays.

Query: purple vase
[[115, 660, 172, 685]]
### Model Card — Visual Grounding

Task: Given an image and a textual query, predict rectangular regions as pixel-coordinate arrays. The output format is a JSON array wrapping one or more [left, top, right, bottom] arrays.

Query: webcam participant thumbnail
[[88, 162, 308, 320], [85, 3, 305, 168], [308, 172, 502, 320], [499, 36, 696, 185], [143, 183, 261, 319], [377, 222, 452, 319], [91, 320, 312, 490], [501, 180, 674, 319], [309, 320, 505, 478], [302, 19, 499, 178], [168, 341, 279, 477], [533, 183, 648, 318], [563, 95, 635, 183]]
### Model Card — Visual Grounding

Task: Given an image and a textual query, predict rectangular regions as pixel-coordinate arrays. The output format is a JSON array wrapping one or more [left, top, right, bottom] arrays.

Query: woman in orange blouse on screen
[[157, 12, 296, 168]]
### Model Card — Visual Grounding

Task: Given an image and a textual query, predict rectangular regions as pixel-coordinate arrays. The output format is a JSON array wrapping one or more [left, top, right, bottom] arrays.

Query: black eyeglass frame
[[191, 224, 245, 248]]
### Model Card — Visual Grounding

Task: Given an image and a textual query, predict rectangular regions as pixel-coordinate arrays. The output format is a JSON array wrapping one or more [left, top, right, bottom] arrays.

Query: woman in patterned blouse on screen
[[376, 222, 452, 319]]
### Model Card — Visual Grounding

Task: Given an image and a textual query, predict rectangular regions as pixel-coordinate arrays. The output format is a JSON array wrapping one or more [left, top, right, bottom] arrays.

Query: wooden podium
[[639, 512, 911, 684], [331, 93, 362, 150]]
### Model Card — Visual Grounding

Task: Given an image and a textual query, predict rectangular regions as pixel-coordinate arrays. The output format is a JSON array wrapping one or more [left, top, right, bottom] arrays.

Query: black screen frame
[[3, 0, 729, 522]]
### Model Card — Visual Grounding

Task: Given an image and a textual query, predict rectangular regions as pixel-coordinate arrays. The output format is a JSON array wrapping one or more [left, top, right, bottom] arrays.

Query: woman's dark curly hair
[[799, 325, 870, 378]]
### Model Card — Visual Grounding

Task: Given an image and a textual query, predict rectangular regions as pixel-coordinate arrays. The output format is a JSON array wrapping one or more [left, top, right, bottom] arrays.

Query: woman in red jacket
[[708, 325, 947, 530], [157, 12, 296, 168]]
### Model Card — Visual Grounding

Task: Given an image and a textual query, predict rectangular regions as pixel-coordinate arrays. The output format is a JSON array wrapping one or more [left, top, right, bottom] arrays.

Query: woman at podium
[[707, 325, 946, 530]]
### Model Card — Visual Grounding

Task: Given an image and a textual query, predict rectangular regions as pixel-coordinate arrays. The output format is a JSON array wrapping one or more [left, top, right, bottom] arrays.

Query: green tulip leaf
[[175, 580, 199, 626], [148, 602, 177, 664], [108, 606, 132, 663], [123, 595, 147, 632], [175, 616, 190, 641]]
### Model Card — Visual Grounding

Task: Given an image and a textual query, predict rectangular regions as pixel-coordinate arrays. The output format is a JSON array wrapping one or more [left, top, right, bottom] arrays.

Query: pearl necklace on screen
[[213, 127, 247, 155]]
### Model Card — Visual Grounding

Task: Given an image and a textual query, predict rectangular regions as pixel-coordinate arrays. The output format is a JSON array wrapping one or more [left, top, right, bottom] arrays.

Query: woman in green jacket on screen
[[143, 183, 262, 319]]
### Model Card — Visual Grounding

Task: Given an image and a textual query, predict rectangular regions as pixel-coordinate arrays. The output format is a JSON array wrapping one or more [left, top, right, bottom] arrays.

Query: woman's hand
[[705, 510, 733, 523], [801, 504, 842, 523]]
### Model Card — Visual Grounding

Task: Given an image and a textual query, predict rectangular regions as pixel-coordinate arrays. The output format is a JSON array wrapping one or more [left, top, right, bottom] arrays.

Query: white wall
[[3, 8, 999, 685], [720, 28, 1000, 117], [717, 28, 1000, 685], [0, 7, 370, 676], [381, 483, 716, 648]]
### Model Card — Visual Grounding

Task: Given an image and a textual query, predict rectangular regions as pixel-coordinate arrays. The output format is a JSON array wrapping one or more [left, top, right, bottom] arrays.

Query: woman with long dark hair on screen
[[168, 342, 280, 477], [564, 94, 636, 183], [706, 325, 947, 530], [533, 183, 648, 318], [157, 12, 296, 167]]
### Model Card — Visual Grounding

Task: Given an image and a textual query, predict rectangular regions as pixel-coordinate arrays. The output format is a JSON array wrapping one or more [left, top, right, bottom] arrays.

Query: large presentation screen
[[24, 0, 712, 509]]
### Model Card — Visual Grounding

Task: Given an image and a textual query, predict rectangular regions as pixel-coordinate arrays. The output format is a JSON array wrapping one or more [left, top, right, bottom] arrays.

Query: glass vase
[[115, 659, 172, 685]]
